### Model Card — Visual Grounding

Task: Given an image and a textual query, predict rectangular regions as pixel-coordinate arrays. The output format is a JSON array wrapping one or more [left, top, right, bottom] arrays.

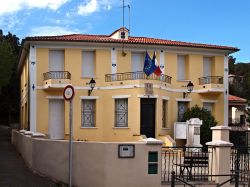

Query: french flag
[[152, 51, 162, 76]]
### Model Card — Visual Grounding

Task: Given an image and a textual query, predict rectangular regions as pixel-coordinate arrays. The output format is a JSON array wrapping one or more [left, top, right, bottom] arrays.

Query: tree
[[182, 105, 217, 148], [228, 55, 236, 74], [0, 29, 20, 125], [0, 40, 16, 93]]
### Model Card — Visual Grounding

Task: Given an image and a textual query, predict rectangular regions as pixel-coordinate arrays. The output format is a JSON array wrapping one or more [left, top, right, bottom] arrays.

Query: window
[[115, 99, 128, 127], [162, 100, 168, 128], [81, 100, 96, 127], [177, 102, 188, 121], [131, 53, 144, 72], [82, 51, 95, 77], [177, 55, 186, 80], [203, 102, 213, 113], [49, 50, 64, 71]]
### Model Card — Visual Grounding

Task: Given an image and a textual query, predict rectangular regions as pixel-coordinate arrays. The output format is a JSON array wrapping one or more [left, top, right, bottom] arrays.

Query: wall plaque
[[145, 83, 153, 96]]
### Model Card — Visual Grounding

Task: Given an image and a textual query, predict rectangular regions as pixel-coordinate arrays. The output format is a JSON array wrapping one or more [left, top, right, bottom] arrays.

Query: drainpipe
[[224, 55, 229, 127]]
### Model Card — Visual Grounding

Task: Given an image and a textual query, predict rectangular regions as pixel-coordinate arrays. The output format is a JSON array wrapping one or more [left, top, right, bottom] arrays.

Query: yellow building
[[18, 27, 239, 144]]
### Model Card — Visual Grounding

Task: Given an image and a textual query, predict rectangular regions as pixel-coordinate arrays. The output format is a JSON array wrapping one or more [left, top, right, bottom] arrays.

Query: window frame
[[114, 98, 128, 128], [81, 99, 96, 128], [162, 99, 168, 128], [177, 55, 187, 80], [81, 51, 95, 78]]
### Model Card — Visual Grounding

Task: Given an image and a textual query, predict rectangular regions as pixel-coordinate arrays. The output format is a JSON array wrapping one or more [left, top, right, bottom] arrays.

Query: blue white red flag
[[152, 51, 162, 76]]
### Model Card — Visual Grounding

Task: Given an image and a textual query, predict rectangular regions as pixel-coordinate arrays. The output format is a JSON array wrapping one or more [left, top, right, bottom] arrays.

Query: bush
[[182, 105, 217, 148]]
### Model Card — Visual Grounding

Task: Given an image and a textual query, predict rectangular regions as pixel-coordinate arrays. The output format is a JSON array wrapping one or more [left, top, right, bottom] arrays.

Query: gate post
[[206, 126, 233, 184], [171, 171, 175, 187]]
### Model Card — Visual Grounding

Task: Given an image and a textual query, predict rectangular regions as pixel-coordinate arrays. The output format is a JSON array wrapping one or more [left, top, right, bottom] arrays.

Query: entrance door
[[140, 98, 155, 138], [49, 99, 65, 139]]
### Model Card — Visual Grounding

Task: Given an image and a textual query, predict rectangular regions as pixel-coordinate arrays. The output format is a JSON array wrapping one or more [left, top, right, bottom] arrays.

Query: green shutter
[[148, 152, 158, 174], [148, 152, 158, 162]]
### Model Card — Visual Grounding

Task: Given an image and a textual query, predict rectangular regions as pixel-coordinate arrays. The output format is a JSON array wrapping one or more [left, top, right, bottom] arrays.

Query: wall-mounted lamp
[[88, 78, 96, 96], [183, 81, 194, 98]]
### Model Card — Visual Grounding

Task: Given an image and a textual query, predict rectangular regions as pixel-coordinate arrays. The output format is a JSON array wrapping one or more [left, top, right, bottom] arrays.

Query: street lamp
[[88, 78, 96, 96], [183, 81, 194, 98]]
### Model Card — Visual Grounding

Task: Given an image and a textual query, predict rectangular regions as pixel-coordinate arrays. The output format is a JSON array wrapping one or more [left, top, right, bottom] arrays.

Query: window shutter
[[131, 53, 144, 72], [203, 57, 212, 77], [49, 50, 64, 71], [177, 55, 185, 80], [82, 51, 95, 77]]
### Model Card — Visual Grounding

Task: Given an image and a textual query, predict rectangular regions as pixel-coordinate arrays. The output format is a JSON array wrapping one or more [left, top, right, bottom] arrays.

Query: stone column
[[206, 126, 233, 184], [186, 118, 203, 152]]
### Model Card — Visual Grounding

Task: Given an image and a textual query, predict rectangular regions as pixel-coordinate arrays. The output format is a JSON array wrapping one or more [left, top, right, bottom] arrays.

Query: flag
[[143, 51, 157, 76], [152, 51, 162, 76]]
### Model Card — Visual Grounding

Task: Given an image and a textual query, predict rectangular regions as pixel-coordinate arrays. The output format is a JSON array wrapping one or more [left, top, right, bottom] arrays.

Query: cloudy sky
[[0, 0, 249, 62]]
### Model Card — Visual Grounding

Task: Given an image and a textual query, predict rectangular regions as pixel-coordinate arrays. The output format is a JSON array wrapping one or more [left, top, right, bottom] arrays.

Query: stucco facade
[[18, 28, 239, 145]]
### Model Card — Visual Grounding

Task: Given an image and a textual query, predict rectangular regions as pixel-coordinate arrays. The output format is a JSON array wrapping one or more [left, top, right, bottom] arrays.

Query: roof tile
[[24, 31, 239, 51]]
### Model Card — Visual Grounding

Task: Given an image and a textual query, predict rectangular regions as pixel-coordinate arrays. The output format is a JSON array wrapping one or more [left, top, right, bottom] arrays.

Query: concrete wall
[[12, 131, 162, 187]]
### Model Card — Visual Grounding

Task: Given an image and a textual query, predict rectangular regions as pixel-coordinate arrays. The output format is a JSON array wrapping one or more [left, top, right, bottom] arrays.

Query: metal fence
[[162, 147, 213, 183], [231, 146, 250, 183], [105, 71, 172, 84], [198, 76, 223, 85], [43, 71, 71, 80]]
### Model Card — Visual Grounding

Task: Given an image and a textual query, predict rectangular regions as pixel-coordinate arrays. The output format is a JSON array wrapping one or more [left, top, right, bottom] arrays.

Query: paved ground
[[0, 125, 61, 187]]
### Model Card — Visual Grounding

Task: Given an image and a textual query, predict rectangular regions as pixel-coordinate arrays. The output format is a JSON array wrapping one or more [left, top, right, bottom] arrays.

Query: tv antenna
[[122, 0, 131, 36]]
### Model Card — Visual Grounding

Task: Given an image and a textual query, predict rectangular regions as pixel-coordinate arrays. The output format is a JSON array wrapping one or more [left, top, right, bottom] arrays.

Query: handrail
[[198, 76, 223, 85], [105, 71, 172, 84], [43, 71, 71, 81]]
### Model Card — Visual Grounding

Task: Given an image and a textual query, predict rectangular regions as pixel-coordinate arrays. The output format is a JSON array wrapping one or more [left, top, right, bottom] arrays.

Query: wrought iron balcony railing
[[43, 71, 71, 81], [198, 76, 223, 85], [105, 71, 172, 84]]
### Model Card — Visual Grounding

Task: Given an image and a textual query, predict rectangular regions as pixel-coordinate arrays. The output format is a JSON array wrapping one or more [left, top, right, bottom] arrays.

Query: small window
[[177, 101, 188, 121], [203, 102, 213, 113], [162, 100, 168, 128], [82, 51, 95, 77], [115, 99, 128, 127], [81, 100, 96, 127], [177, 55, 186, 80]]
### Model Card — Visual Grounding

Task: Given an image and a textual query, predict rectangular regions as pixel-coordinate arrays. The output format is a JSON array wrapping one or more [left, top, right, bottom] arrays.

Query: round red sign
[[63, 85, 75, 101]]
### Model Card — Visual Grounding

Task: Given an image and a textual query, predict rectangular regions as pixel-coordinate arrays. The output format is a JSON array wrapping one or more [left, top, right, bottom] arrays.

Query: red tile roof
[[24, 29, 239, 52], [228, 95, 247, 102]]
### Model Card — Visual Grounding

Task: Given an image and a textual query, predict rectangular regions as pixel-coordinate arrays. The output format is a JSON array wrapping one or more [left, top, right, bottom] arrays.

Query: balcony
[[198, 76, 224, 93], [43, 71, 71, 89], [105, 71, 171, 84], [198, 76, 223, 85]]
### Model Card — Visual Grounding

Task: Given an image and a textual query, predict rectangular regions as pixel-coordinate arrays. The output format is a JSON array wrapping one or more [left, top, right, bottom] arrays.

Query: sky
[[0, 0, 249, 62]]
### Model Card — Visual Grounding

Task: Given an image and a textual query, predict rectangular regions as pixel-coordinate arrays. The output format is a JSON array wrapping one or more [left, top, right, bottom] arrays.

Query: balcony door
[[203, 57, 212, 77], [49, 99, 65, 139], [132, 53, 144, 72], [49, 50, 64, 71], [140, 98, 155, 138]]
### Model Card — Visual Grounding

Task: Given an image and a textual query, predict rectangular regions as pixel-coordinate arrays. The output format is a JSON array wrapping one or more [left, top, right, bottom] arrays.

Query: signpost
[[63, 85, 75, 187]]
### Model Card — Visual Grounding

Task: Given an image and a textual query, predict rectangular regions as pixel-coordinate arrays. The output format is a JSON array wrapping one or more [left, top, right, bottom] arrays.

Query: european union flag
[[143, 51, 157, 76]]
